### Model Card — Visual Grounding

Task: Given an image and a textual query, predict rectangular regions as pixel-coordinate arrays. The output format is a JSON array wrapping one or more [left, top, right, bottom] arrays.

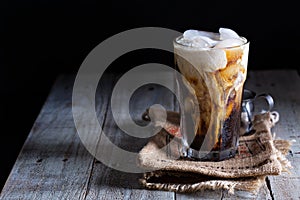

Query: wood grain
[[84, 71, 176, 200], [245, 70, 300, 200], [0, 75, 113, 200], [1, 70, 299, 200]]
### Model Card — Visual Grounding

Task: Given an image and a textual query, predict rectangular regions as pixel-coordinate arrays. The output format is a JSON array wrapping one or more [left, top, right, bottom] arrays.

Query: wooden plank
[[222, 181, 272, 200], [1, 70, 299, 200], [245, 70, 300, 149], [176, 70, 300, 199], [0, 75, 112, 200], [176, 190, 223, 200], [245, 70, 300, 200], [85, 71, 176, 199]]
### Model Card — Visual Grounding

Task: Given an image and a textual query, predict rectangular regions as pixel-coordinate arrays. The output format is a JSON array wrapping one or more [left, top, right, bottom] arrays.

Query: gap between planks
[[79, 74, 115, 200]]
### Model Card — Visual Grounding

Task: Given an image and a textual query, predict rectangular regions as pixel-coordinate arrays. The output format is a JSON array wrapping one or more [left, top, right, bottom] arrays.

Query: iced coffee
[[174, 28, 249, 161]]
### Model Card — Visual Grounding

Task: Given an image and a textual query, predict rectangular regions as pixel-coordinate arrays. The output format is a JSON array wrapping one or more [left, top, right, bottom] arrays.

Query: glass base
[[181, 147, 237, 161]]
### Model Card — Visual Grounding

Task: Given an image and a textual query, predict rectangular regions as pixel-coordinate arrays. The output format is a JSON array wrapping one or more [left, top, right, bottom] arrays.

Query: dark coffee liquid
[[181, 80, 242, 161]]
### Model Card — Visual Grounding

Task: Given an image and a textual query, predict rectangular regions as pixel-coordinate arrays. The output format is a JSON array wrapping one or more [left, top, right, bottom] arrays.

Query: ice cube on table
[[219, 28, 240, 40], [214, 38, 245, 48]]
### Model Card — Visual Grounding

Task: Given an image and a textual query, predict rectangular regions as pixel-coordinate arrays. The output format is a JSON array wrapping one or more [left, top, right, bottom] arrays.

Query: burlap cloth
[[137, 111, 292, 194]]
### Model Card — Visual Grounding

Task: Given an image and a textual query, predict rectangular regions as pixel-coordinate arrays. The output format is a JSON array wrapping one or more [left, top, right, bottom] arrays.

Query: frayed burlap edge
[[137, 112, 293, 194], [140, 171, 266, 194], [138, 112, 292, 178]]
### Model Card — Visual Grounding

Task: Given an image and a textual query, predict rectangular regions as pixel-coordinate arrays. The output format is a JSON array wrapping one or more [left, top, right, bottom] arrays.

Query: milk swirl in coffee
[[174, 28, 249, 161]]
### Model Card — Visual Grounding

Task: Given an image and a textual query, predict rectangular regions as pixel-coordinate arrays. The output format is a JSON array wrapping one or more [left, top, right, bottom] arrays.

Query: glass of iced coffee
[[173, 28, 249, 161]]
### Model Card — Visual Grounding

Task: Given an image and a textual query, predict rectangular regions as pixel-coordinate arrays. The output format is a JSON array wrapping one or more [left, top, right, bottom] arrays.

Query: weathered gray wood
[[176, 70, 300, 200], [222, 181, 272, 200], [245, 70, 300, 200], [245, 70, 300, 149], [176, 190, 223, 200], [0, 75, 111, 200], [176, 183, 271, 200], [84, 71, 176, 199], [1, 70, 299, 200]]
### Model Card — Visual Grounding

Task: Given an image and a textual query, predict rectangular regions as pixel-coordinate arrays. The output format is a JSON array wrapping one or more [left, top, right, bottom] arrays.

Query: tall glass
[[174, 35, 249, 161]]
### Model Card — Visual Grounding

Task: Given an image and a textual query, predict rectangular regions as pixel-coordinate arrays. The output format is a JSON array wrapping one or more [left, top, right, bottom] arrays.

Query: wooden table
[[1, 70, 299, 200]]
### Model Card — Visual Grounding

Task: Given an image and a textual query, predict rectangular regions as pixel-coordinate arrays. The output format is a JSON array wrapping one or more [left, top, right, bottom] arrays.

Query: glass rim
[[173, 35, 249, 50]]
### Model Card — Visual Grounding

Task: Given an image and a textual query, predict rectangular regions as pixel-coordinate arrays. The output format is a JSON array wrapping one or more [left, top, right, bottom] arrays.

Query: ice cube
[[214, 38, 245, 48], [191, 36, 210, 48], [183, 29, 219, 40], [183, 30, 202, 39], [194, 30, 219, 40], [176, 37, 193, 47], [183, 30, 218, 47], [219, 28, 240, 40], [196, 36, 218, 47]]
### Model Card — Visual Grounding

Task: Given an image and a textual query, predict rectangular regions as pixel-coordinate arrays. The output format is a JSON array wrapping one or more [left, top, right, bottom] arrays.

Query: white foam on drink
[[177, 28, 246, 49], [174, 27, 248, 72]]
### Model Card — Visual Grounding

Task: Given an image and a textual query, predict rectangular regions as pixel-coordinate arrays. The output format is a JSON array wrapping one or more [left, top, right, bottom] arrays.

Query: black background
[[1, 0, 299, 189]]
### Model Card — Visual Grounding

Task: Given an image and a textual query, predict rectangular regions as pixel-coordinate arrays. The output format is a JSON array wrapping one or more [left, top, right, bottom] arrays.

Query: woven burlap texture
[[137, 112, 292, 194]]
